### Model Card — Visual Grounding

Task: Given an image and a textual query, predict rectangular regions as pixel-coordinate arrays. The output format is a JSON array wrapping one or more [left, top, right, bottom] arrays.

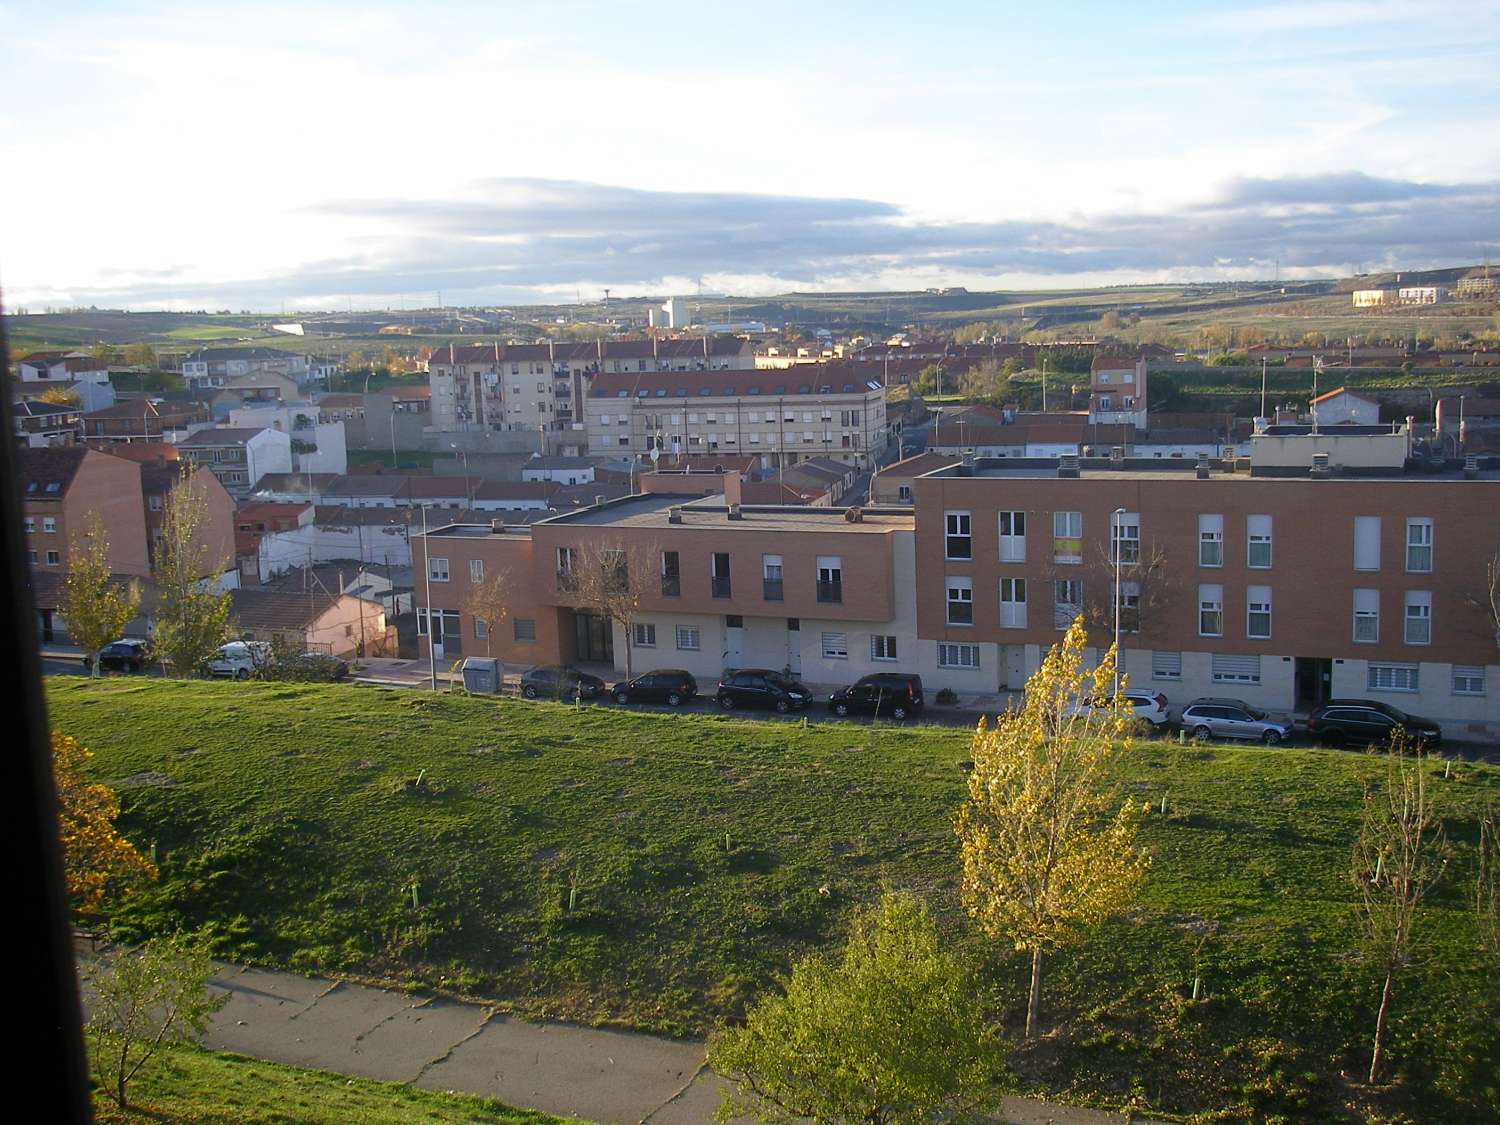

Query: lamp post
[[450, 443, 470, 512], [1112, 507, 1126, 698]]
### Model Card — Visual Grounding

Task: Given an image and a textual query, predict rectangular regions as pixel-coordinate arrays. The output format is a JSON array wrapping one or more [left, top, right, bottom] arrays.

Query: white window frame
[[1452, 666, 1485, 696], [870, 635, 898, 661], [1052, 510, 1082, 564], [945, 510, 972, 560], [1404, 518, 1433, 573], [1151, 651, 1182, 681], [1246, 585, 1272, 640], [1198, 513, 1224, 568], [1054, 579, 1082, 630], [1403, 591, 1432, 646], [1353, 589, 1380, 643], [1198, 584, 1223, 637], [821, 632, 849, 659], [473, 616, 488, 640], [1211, 653, 1261, 685], [1354, 516, 1381, 572], [675, 625, 701, 651], [469, 559, 484, 583], [946, 576, 974, 626], [938, 642, 981, 669], [998, 577, 1027, 628], [1368, 663, 1419, 693], [633, 622, 657, 648], [1111, 512, 1140, 565], [428, 556, 450, 582], [998, 511, 1026, 562], [43, 516, 57, 533], [1247, 514, 1272, 569]]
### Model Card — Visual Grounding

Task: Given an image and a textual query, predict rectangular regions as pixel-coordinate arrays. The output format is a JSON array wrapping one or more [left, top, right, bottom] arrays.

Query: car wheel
[[667, 692, 682, 707], [892, 705, 908, 720], [774, 699, 790, 713], [614, 691, 629, 705], [719, 696, 735, 710], [234, 668, 250, 681], [523, 685, 538, 699], [1262, 730, 1282, 746], [1192, 724, 1212, 741], [833, 703, 850, 717]]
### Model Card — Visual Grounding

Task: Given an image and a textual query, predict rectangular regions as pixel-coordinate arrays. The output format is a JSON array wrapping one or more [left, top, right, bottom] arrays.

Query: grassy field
[[49, 678, 1500, 1122], [91, 1042, 576, 1124]]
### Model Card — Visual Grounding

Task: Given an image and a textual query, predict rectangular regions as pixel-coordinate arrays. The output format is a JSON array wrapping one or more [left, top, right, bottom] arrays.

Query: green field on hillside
[[48, 678, 1500, 1121], [91, 1042, 574, 1124]]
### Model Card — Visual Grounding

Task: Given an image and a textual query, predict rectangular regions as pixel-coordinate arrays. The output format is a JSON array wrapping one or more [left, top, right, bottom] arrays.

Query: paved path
[[75, 943, 1162, 1124]]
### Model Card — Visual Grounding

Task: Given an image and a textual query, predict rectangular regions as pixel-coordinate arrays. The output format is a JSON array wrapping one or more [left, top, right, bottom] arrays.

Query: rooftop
[[922, 455, 1500, 483], [541, 493, 914, 534]]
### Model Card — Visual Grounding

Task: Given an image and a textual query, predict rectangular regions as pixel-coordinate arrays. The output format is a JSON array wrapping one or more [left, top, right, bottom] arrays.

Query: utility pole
[[421, 504, 436, 691], [1112, 507, 1126, 698]]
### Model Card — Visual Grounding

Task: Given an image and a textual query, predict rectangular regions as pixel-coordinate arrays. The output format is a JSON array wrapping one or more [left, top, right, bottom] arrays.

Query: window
[[945, 511, 972, 559], [556, 546, 577, 591], [1354, 516, 1381, 571], [898, 485, 912, 501], [1111, 512, 1140, 564], [428, 557, 449, 582], [1247, 514, 1272, 569], [710, 552, 731, 598], [1405, 518, 1433, 573], [1353, 589, 1380, 643], [817, 556, 842, 603], [998, 577, 1027, 628], [946, 577, 974, 625], [1118, 580, 1140, 633], [46, 550, 60, 566], [633, 623, 657, 648], [661, 551, 680, 596], [1247, 585, 1272, 639], [1054, 579, 1082, 629], [513, 618, 536, 641], [469, 559, 484, 583], [1198, 584, 1223, 636], [23, 517, 34, 533], [1403, 591, 1431, 645], [938, 642, 981, 669], [474, 617, 488, 640], [1211, 654, 1261, 684], [822, 632, 849, 659], [1198, 514, 1224, 567], [762, 554, 784, 601], [998, 511, 1026, 562], [1152, 651, 1182, 680], [43, 517, 57, 533], [871, 635, 898, 661], [1368, 663, 1418, 692], [1453, 666, 1485, 696], [675, 625, 701, 651]]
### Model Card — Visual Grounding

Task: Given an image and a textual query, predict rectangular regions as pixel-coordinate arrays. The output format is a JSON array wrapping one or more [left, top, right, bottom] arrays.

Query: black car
[[521, 665, 606, 701], [717, 669, 811, 713], [610, 669, 698, 706], [91, 638, 151, 673], [1305, 699, 1442, 747], [828, 673, 924, 719]]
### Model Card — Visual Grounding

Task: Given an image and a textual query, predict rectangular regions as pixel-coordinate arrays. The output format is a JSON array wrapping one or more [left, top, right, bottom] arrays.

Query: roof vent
[[1195, 452, 1210, 479], [1464, 453, 1479, 480], [490, 520, 506, 533], [1110, 445, 1125, 466], [727, 502, 743, 520], [844, 506, 864, 523], [1310, 452, 1332, 479], [668, 505, 683, 524], [1057, 454, 1081, 479], [594, 494, 606, 507]]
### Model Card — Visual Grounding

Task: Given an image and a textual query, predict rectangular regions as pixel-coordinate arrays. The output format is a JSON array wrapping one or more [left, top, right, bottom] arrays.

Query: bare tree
[[1351, 735, 1450, 1085], [462, 566, 514, 658], [1467, 554, 1500, 651], [567, 539, 658, 679], [1478, 804, 1500, 963]]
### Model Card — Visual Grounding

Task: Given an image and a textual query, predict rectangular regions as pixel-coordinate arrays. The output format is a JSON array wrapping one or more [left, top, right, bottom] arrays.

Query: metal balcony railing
[[817, 580, 842, 604], [762, 578, 784, 601]]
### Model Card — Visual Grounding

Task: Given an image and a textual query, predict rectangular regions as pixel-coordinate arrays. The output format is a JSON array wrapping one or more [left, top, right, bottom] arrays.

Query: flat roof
[[544, 493, 913, 533], [922, 456, 1500, 483]]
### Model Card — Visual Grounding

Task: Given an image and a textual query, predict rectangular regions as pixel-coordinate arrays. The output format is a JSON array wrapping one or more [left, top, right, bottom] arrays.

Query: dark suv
[[828, 673, 924, 719], [91, 638, 151, 673], [1306, 700, 1442, 747], [521, 665, 605, 701], [610, 669, 698, 706], [717, 669, 811, 713]]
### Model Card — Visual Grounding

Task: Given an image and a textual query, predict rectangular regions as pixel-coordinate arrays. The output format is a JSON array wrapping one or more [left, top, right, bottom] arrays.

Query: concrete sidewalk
[[75, 944, 1162, 1124]]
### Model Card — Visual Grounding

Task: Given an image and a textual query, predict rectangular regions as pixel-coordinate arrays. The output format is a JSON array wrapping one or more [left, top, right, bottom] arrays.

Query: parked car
[[1179, 698, 1294, 745], [1065, 689, 1169, 729], [91, 638, 151, 673], [280, 651, 350, 681], [610, 669, 698, 706], [1305, 700, 1442, 747], [717, 669, 811, 713], [827, 673, 924, 719], [521, 665, 605, 701], [204, 640, 273, 680]]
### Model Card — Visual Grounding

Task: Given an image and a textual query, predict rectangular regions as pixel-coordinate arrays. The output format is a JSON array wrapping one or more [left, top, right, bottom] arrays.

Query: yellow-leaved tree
[[955, 616, 1149, 1039], [52, 732, 156, 918]]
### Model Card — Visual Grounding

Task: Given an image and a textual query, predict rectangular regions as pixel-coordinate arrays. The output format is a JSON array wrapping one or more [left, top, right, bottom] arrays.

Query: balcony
[[816, 580, 842, 604], [711, 576, 732, 599], [661, 574, 681, 597], [762, 578, 784, 601], [556, 571, 578, 593]]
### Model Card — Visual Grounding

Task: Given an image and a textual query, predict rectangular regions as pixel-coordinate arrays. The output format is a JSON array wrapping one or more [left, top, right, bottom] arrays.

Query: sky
[[3, 0, 1500, 311]]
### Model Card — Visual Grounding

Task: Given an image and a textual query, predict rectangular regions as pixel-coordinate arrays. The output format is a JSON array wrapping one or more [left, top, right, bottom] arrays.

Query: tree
[[52, 731, 156, 917], [122, 342, 157, 369], [708, 890, 1002, 1124], [463, 566, 514, 658], [1468, 554, 1500, 651], [955, 618, 1149, 1039], [1351, 735, 1450, 1085], [150, 471, 232, 676], [38, 385, 82, 407], [84, 932, 227, 1109], [566, 540, 657, 679], [958, 360, 1011, 405], [1478, 804, 1500, 963], [60, 515, 141, 677], [1099, 310, 1122, 332]]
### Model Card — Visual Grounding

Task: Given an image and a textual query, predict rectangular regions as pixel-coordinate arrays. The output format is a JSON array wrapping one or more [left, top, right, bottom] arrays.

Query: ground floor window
[[513, 618, 536, 641], [1452, 666, 1485, 696], [1368, 663, 1419, 693], [676, 625, 701, 651], [870, 635, 897, 661], [633, 623, 656, 648], [1151, 651, 1181, 680], [821, 632, 849, 659], [938, 642, 981, 669], [1210, 653, 1260, 685]]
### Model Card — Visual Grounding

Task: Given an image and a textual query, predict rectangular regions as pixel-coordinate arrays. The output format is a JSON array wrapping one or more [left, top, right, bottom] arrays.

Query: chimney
[[844, 506, 864, 523], [668, 505, 683, 524], [1057, 454, 1081, 479], [1310, 452, 1332, 479], [1464, 453, 1479, 480], [727, 502, 743, 520], [1195, 452, 1210, 479], [490, 519, 506, 533], [593, 494, 606, 507]]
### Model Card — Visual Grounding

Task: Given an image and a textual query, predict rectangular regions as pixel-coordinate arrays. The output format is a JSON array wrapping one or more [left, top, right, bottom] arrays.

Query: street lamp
[[1112, 507, 1126, 698], [450, 443, 470, 512]]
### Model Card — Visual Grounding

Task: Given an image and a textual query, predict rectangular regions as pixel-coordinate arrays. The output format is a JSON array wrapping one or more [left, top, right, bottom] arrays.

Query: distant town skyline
[[3, 0, 1499, 310]]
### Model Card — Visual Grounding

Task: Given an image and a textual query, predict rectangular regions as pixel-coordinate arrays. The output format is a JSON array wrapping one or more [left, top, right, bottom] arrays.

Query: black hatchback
[[828, 673, 924, 719], [610, 669, 698, 707], [520, 665, 605, 701], [717, 669, 811, 713], [1306, 699, 1442, 747], [92, 638, 151, 673]]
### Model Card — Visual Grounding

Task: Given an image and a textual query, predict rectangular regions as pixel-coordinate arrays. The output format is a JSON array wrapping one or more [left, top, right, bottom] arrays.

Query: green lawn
[[91, 1042, 579, 1124], [49, 678, 1500, 1122]]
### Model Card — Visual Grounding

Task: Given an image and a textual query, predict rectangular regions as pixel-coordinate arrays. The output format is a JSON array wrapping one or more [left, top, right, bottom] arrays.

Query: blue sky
[[3, 0, 1499, 310]]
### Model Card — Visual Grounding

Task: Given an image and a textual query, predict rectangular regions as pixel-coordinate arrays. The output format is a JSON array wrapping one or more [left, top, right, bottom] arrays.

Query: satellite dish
[[649, 447, 660, 463]]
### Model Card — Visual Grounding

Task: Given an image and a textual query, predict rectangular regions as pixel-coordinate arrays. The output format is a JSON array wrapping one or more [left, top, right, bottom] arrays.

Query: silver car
[[1179, 697, 1293, 745]]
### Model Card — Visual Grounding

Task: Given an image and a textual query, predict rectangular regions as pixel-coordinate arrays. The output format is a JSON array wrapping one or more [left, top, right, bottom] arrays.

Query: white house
[[520, 455, 596, 485], [228, 404, 348, 475], [18, 354, 111, 385], [1310, 387, 1381, 427], [177, 427, 294, 496]]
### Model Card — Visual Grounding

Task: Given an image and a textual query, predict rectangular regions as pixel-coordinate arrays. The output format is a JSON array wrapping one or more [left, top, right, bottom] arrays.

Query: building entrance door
[[1294, 657, 1332, 712], [574, 612, 614, 664], [786, 618, 801, 675], [1001, 645, 1026, 691]]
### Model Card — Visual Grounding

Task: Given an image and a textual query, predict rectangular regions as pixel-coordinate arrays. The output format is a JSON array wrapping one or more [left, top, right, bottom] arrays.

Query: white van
[[204, 641, 273, 680]]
